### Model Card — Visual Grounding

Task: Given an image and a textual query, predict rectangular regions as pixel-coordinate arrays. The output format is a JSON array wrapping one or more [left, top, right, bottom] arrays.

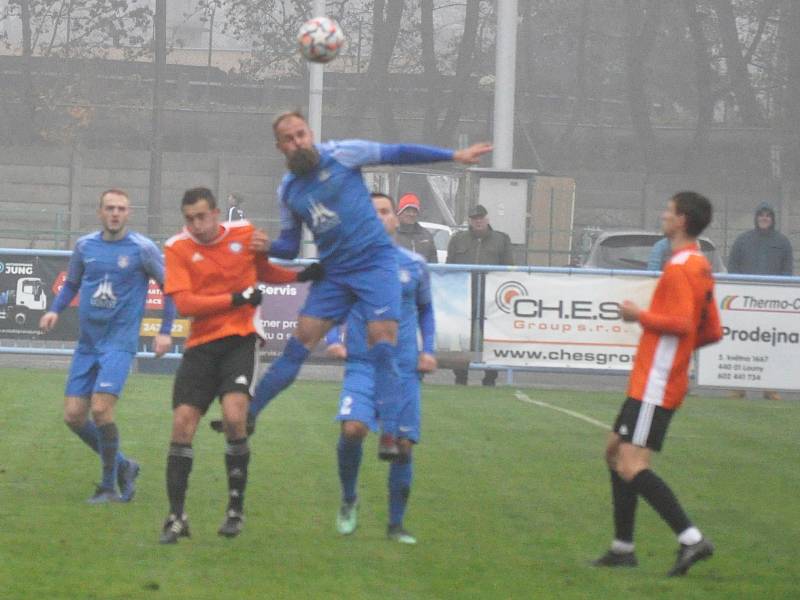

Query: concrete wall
[[0, 146, 285, 248], [0, 145, 797, 273]]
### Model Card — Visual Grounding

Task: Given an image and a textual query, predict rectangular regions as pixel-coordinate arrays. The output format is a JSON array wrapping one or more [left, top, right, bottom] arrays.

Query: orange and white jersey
[[165, 220, 297, 349], [627, 242, 722, 409]]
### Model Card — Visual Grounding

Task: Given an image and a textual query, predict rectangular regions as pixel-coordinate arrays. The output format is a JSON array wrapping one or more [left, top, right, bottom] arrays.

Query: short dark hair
[[182, 187, 217, 209], [99, 188, 129, 207], [272, 110, 306, 138], [672, 191, 712, 237], [370, 191, 395, 210]]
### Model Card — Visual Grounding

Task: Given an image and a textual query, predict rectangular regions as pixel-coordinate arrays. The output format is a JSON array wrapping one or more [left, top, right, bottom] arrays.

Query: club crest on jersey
[[308, 199, 340, 234], [229, 242, 243, 253], [399, 269, 411, 283], [117, 255, 129, 269], [318, 169, 330, 182], [91, 274, 117, 309], [191, 252, 204, 262]]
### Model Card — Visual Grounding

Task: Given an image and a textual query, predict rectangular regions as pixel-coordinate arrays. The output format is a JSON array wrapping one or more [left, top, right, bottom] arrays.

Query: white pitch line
[[514, 390, 609, 430]]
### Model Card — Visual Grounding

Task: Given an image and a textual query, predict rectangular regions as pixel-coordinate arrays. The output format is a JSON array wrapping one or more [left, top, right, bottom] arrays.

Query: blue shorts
[[302, 249, 400, 323], [65, 349, 135, 398], [335, 362, 421, 442]]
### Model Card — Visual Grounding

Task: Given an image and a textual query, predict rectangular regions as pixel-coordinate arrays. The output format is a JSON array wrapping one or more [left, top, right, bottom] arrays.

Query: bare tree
[[782, 0, 800, 177], [682, 0, 715, 171], [16, 1, 37, 143], [216, 0, 309, 76], [711, 0, 766, 125], [624, 0, 661, 171], [420, 0, 440, 143], [1, 0, 153, 144], [435, 0, 480, 146], [345, 0, 405, 138], [557, 0, 590, 150]]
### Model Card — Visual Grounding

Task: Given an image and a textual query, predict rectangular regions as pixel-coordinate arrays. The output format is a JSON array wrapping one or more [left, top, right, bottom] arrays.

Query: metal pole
[[206, 5, 215, 105], [493, 0, 518, 170], [148, 0, 166, 238], [308, 0, 326, 139]]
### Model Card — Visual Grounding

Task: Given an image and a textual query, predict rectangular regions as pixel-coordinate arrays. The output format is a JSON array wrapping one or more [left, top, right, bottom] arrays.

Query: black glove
[[232, 286, 263, 307], [296, 262, 325, 282]]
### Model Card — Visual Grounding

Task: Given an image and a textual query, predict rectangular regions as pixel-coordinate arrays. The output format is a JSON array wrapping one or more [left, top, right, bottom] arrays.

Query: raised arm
[[324, 139, 492, 169]]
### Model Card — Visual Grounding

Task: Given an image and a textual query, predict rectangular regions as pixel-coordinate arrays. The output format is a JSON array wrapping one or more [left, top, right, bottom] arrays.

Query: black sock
[[166, 443, 193, 517], [225, 438, 250, 513], [630, 469, 692, 535], [97, 423, 119, 491], [610, 469, 637, 543]]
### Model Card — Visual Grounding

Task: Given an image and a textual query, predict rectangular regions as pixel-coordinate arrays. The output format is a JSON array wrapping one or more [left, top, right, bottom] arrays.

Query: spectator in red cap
[[395, 193, 439, 263]]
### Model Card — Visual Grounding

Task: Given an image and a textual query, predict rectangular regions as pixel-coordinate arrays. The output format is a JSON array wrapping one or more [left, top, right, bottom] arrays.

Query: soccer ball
[[297, 17, 344, 64]]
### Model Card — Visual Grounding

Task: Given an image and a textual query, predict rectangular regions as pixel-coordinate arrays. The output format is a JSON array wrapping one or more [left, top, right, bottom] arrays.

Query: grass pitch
[[0, 367, 798, 599]]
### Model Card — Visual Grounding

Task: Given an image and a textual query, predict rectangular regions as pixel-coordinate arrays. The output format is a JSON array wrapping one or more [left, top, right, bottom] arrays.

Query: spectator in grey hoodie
[[727, 202, 794, 400], [728, 203, 793, 276]]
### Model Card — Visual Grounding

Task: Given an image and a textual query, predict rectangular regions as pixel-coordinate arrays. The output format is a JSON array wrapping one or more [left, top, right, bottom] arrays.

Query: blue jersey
[[271, 140, 454, 274], [52, 231, 174, 353], [334, 246, 435, 371]]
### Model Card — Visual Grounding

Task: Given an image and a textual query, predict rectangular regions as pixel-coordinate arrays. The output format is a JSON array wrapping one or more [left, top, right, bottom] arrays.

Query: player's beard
[[287, 147, 320, 177]]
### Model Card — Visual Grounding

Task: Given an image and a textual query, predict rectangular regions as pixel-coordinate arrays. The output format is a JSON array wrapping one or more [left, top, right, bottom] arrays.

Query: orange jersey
[[627, 243, 722, 409], [164, 221, 297, 349]]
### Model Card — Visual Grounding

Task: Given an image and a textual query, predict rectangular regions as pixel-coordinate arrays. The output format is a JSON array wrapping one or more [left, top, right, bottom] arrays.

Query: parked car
[[580, 230, 726, 272], [419, 221, 459, 263]]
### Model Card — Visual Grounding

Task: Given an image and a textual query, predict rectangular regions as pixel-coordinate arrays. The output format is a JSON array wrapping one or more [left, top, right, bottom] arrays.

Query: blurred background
[[0, 0, 798, 269]]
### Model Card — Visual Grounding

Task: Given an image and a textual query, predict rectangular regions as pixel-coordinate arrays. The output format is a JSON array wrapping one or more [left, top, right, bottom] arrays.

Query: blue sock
[[337, 434, 363, 504], [250, 337, 310, 418], [69, 420, 127, 469], [369, 341, 400, 434], [97, 423, 120, 491], [388, 459, 413, 527]]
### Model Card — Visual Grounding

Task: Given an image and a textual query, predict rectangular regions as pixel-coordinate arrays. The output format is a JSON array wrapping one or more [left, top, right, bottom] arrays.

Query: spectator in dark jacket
[[446, 204, 514, 266], [395, 193, 438, 263], [728, 203, 793, 276], [446, 204, 514, 386], [728, 202, 794, 400]]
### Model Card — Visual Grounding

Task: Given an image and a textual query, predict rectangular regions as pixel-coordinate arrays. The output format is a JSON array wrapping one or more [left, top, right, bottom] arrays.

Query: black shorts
[[173, 334, 259, 413], [613, 397, 675, 452]]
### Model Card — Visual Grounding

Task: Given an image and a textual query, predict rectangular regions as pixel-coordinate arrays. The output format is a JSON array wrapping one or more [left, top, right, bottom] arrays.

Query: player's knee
[[396, 440, 413, 464], [368, 332, 396, 346], [63, 411, 85, 430], [90, 406, 113, 425], [616, 462, 643, 483], [63, 398, 88, 429], [341, 421, 368, 440], [171, 407, 199, 443], [367, 321, 397, 346]]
